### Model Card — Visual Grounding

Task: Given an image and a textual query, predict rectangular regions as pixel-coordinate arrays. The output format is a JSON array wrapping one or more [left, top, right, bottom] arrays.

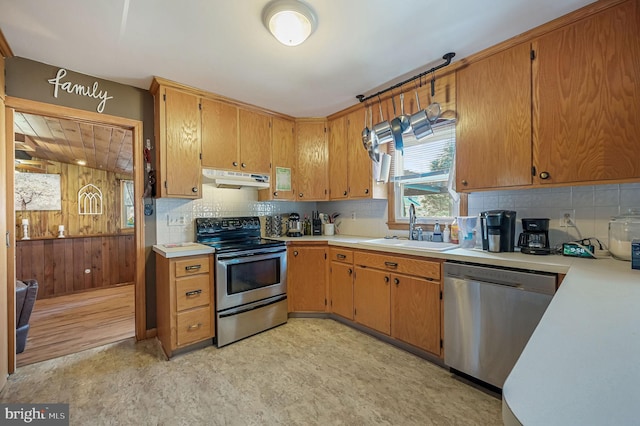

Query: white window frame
[[120, 179, 135, 229], [392, 120, 459, 224]]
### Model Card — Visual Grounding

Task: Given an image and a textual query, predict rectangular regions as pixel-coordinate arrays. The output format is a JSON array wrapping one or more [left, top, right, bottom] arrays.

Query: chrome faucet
[[409, 204, 416, 240]]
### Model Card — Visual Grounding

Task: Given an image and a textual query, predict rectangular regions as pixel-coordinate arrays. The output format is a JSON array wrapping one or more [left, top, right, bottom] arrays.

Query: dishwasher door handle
[[446, 274, 524, 290]]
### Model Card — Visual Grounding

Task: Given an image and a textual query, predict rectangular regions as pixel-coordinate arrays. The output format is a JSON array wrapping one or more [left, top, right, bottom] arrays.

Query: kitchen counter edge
[[152, 243, 214, 258]]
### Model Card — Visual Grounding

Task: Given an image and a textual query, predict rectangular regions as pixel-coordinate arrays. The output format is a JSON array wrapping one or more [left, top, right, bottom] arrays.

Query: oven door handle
[[217, 248, 286, 261], [218, 294, 287, 318]]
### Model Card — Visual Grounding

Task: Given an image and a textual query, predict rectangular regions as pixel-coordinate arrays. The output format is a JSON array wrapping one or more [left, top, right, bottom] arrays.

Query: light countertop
[[152, 243, 214, 258]]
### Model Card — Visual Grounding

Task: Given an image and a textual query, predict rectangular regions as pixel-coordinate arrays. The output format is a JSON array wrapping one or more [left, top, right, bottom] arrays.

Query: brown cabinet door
[[163, 87, 202, 197], [269, 117, 296, 200], [296, 120, 328, 200], [456, 42, 532, 190], [347, 108, 373, 198], [239, 109, 271, 174], [330, 261, 354, 320], [353, 266, 390, 335], [391, 273, 441, 355], [533, 0, 640, 184], [201, 98, 239, 170], [288, 246, 327, 312], [328, 116, 348, 199]]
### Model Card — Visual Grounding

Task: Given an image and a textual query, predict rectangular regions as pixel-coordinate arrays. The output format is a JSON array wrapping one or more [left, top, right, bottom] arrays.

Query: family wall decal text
[[47, 68, 114, 113]]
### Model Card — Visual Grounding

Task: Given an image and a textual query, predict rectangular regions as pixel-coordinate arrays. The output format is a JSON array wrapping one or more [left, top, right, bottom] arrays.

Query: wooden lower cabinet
[[329, 247, 354, 320], [391, 273, 441, 355], [287, 245, 328, 312], [331, 262, 354, 319], [353, 250, 442, 356], [156, 254, 215, 358], [353, 266, 391, 335]]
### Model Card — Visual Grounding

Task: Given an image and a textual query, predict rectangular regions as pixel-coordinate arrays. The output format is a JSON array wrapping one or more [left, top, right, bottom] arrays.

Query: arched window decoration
[[78, 184, 103, 215]]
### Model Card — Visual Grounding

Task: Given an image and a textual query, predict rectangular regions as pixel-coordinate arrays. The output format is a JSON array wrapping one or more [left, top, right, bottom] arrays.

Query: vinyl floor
[[2, 318, 502, 425]]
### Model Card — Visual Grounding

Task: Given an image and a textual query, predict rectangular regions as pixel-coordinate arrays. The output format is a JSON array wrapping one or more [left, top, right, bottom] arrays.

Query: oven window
[[227, 258, 281, 294]]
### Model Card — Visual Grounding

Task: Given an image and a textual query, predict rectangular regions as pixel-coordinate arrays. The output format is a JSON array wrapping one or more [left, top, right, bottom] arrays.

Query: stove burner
[[195, 216, 285, 252]]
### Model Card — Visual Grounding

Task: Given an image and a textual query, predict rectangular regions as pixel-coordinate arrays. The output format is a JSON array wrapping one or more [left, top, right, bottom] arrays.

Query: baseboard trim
[[288, 312, 331, 319]]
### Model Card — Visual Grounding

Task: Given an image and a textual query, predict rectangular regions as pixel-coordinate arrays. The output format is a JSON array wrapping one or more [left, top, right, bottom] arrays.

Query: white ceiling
[[0, 0, 595, 117]]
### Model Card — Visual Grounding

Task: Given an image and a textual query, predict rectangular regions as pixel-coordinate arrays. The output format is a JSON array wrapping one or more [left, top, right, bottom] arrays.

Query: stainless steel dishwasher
[[444, 261, 556, 389]]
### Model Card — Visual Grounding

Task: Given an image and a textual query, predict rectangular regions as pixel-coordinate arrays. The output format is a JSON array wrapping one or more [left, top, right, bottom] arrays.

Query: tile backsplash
[[468, 183, 640, 247], [154, 182, 640, 247], [155, 186, 316, 244]]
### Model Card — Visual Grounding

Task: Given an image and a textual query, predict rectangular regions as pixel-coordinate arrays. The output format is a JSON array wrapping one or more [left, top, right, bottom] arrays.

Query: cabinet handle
[[293, 251, 298, 256], [185, 289, 202, 297], [461, 180, 468, 186], [394, 277, 400, 285], [364, 188, 369, 194], [384, 276, 390, 283], [539, 171, 550, 180], [384, 261, 398, 269], [188, 323, 203, 330], [348, 268, 353, 275], [343, 190, 348, 196], [241, 163, 247, 168], [299, 193, 304, 198], [337, 254, 346, 260], [273, 191, 278, 197], [233, 161, 238, 167], [192, 187, 198, 193], [185, 265, 202, 271]]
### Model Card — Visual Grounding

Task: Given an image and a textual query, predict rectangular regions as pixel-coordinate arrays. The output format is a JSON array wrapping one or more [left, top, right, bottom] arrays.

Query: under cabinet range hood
[[202, 169, 270, 189]]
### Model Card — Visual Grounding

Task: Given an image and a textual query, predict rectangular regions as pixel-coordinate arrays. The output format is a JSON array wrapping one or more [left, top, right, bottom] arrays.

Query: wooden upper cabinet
[[296, 120, 328, 201], [239, 109, 272, 174], [260, 117, 296, 201], [346, 108, 375, 198], [328, 116, 348, 199], [201, 99, 239, 170], [328, 107, 387, 200], [532, 0, 640, 184], [155, 86, 202, 198], [456, 42, 533, 191]]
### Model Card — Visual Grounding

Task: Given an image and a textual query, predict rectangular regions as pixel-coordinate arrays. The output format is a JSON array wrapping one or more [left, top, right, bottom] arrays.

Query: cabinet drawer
[[175, 256, 210, 278], [354, 251, 440, 281], [176, 306, 212, 346], [329, 247, 353, 264], [176, 275, 211, 311]]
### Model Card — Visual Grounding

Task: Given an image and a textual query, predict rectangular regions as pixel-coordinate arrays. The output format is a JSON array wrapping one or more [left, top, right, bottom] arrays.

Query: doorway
[[5, 97, 146, 371]]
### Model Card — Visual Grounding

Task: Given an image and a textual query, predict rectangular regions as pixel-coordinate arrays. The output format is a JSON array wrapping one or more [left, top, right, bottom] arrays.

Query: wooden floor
[[17, 284, 135, 367]]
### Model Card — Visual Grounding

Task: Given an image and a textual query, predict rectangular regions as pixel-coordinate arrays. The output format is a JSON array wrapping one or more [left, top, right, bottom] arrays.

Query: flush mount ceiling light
[[262, 0, 317, 47]]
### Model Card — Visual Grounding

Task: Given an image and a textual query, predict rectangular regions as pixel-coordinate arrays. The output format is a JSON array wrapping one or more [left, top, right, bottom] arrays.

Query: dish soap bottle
[[443, 225, 451, 243], [450, 219, 459, 244], [433, 221, 443, 242]]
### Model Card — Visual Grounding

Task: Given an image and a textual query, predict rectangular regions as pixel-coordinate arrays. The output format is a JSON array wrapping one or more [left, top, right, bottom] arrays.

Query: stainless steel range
[[195, 217, 287, 347]]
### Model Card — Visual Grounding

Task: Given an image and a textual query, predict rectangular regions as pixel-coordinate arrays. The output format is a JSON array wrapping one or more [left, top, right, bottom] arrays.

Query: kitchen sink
[[359, 238, 458, 252]]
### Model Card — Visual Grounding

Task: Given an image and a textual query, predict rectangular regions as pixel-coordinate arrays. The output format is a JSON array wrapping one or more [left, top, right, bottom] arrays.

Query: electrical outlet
[[167, 214, 187, 226], [351, 211, 356, 220], [559, 209, 575, 227]]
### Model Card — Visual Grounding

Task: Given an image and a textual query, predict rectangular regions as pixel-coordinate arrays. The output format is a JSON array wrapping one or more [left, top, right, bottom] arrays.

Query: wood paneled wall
[[15, 161, 132, 238], [16, 235, 135, 299]]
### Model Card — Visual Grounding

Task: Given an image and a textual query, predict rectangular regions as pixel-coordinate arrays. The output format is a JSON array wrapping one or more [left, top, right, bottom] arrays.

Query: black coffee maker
[[480, 210, 517, 252], [518, 218, 551, 255]]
